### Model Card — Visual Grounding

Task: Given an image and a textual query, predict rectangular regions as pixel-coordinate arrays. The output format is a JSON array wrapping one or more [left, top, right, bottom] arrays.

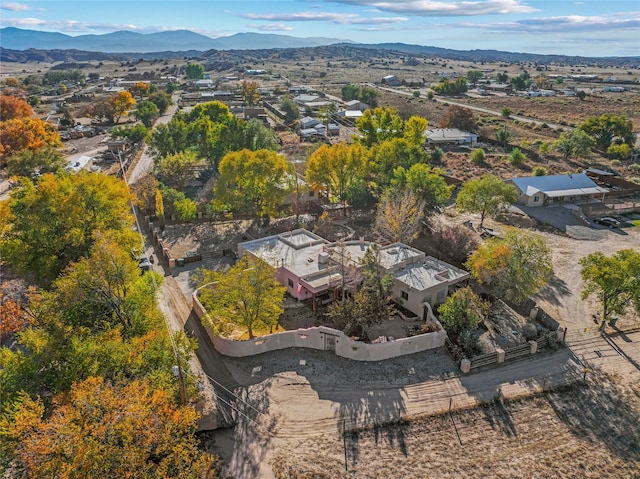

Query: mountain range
[[1, 28, 638, 67], [0, 27, 353, 53]]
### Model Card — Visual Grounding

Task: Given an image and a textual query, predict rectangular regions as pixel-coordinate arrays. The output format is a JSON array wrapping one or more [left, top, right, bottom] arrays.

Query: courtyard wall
[[192, 287, 446, 361]]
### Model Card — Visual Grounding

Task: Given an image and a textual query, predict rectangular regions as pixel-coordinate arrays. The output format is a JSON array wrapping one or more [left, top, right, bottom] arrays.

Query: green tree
[[432, 77, 468, 95], [134, 100, 160, 127], [215, 149, 288, 217], [552, 129, 594, 160], [280, 96, 299, 125], [495, 127, 511, 146], [148, 91, 172, 114], [469, 148, 486, 164], [399, 163, 452, 210], [110, 124, 150, 145], [185, 63, 205, 80], [496, 72, 509, 83], [580, 249, 640, 326], [466, 70, 483, 86], [579, 114, 635, 151], [456, 175, 517, 229], [607, 143, 631, 161], [305, 142, 367, 212], [467, 228, 552, 303], [356, 107, 403, 147], [353, 244, 395, 328], [501, 107, 512, 118], [198, 256, 286, 339], [174, 197, 198, 222], [0, 172, 134, 286], [155, 150, 200, 188], [508, 147, 526, 165], [368, 138, 428, 194], [5, 146, 65, 179], [437, 286, 488, 334], [576, 90, 587, 100]]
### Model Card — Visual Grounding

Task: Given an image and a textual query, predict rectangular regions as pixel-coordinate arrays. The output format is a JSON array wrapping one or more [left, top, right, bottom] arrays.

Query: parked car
[[138, 256, 152, 272], [594, 217, 620, 228]]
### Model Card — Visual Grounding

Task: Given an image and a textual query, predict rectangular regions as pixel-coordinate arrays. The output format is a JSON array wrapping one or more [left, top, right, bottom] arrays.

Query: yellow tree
[[1, 172, 134, 285], [0, 377, 216, 478], [198, 256, 286, 339], [305, 142, 368, 212], [403, 115, 428, 148], [109, 90, 136, 124], [216, 149, 288, 217], [240, 80, 260, 106], [129, 81, 151, 98]]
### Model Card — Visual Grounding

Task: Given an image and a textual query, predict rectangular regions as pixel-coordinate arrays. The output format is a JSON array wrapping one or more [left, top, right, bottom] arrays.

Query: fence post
[[528, 340, 538, 355]]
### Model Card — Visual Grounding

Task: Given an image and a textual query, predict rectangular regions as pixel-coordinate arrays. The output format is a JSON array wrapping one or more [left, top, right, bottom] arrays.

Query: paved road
[[127, 92, 181, 185], [373, 84, 570, 131]]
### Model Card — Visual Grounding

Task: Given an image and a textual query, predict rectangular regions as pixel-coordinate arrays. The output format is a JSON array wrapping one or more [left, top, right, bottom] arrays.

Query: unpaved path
[[533, 225, 640, 333]]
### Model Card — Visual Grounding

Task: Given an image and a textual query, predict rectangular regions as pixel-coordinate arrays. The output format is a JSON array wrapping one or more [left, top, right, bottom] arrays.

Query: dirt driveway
[[532, 220, 640, 333]]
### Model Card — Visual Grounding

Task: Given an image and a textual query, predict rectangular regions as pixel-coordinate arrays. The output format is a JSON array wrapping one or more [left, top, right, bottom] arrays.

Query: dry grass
[[270, 377, 640, 479]]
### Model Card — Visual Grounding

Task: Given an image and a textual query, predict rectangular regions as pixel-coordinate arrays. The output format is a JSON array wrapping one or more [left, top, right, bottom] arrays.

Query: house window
[[288, 278, 294, 288], [533, 196, 539, 203], [309, 190, 314, 197], [401, 291, 409, 301]]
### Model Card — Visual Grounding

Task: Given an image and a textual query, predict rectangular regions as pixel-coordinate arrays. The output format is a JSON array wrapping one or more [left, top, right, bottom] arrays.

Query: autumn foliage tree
[[438, 105, 476, 132], [0, 172, 134, 285], [373, 188, 424, 244], [0, 117, 61, 164], [306, 142, 368, 211], [467, 228, 552, 303], [0, 95, 33, 120], [198, 256, 286, 339], [0, 377, 216, 478]]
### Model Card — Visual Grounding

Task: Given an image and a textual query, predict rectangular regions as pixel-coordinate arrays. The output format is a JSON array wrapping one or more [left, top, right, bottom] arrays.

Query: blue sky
[[1, 0, 639, 56]]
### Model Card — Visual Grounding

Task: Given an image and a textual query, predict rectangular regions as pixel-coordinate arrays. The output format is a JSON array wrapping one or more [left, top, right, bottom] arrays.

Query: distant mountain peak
[[0, 27, 352, 53]]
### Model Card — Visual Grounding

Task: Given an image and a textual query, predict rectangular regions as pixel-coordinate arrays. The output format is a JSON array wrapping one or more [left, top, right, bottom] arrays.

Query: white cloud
[[241, 11, 407, 25], [1, 2, 45, 12], [466, 13, 640, 33], [249, 23, 294, 32], [324, 0, 537, 16]]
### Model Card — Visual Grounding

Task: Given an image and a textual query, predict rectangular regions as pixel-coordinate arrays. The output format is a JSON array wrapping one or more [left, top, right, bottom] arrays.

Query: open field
[[269, 378, 640, 479]]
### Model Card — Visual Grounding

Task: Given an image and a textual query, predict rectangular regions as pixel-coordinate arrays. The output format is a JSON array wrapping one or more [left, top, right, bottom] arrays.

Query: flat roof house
[[238, 229, 469, 317], [425, 128, 478, 146], [508, 173, 608, 207]]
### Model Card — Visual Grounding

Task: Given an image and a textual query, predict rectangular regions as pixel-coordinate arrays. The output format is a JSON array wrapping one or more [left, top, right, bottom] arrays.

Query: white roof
[[394, 257, 470, 292]]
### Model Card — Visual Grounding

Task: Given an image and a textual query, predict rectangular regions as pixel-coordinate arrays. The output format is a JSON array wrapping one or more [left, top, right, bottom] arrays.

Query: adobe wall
[[192, 287, 446, 361]]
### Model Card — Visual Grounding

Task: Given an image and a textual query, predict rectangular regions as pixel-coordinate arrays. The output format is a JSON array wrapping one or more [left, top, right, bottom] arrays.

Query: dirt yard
[[268, 377, 640, 479]]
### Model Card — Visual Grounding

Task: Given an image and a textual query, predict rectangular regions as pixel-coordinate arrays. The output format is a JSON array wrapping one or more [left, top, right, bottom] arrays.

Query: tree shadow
[[479, 398, 518, 438], [534, 272, 571, 306], [337, 387, 408, 470], [546, 372, 640, 460]]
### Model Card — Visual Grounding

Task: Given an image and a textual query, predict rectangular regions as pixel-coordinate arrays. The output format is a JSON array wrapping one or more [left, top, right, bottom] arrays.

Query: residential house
[[425, 128, 478, 147], [344, 99, 368, 111], [238, 229, 469, 317], [382, 75, 401, 86], [507, 173, 608, 207], [299, 116, 321, 130]]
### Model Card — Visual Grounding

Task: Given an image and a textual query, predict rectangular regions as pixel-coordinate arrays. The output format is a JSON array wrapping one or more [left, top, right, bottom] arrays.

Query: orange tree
[[0, 96, 33, 120], [0, 117, 61, 164], [0, 377, 216, 478]]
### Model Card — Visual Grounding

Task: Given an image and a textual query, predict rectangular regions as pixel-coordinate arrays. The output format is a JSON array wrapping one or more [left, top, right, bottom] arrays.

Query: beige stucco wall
[[193, 289, 446, 361]]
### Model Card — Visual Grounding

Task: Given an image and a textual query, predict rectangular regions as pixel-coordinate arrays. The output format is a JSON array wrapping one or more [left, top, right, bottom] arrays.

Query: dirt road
[[533, 224, 640, 333], [127, 92, 181, 185]]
